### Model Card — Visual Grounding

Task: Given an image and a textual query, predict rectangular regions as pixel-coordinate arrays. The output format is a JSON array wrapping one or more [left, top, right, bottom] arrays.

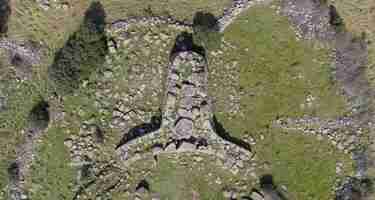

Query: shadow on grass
[[0, 0, 11, 36], [211, 115, 252, 152], [192, 12, 222, 51], [48, 1, 108, 95]]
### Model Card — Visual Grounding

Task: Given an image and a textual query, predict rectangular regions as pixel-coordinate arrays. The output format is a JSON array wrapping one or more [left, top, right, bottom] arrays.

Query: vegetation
[[256, 128, 354, 200], [28, 126, 75, 200], [193, 12, 222, 51], [48, 1, 108, 95], [102, 0, 231, 22], [0, 82, 44, 195], [122, 154, 243, 200], [212, 5, 347, 135]]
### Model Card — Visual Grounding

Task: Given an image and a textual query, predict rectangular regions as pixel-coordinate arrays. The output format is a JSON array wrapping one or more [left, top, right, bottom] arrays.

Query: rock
[[136, 180, 149, 194], [64, 139, 73, 148], [177, 108, 192, 119], [223, 190, 233, 198], [178, 141, 195, 151], [165, 142, 176, 152], [152, 145, 163, 155], [250, 191, 264, 200], [174, 118, 193, 138]]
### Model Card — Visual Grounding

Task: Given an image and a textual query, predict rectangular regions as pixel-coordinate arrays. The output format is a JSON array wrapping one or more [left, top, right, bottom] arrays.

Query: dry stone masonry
[[116, 49, 255, 175]]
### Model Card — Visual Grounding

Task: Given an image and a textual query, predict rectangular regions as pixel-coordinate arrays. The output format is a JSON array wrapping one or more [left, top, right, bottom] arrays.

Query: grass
[[120, 154, 245, 200], [255, 128, 354, 200], [102, 0, 231, 22], [208, 5, 354, 200], [28, 125, 75, 200], [0, 78, 47, 194], [7, 0, 231, 53], [211, 5, 348, 137]]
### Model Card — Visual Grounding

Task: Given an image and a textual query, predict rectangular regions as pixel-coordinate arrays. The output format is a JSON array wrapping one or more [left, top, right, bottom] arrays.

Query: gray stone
[[174, 118, 193, 138], [182, 84, 195, 97], [178, 141, 196, 151], [165, 142, 176, 152], [223, 190, 233, 198], [250, 191, 264, 200], [152, 145, 163, 155], [177, 108, 192, 119]]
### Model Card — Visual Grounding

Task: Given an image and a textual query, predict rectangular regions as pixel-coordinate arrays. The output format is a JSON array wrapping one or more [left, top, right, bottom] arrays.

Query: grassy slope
[[211, 5, 353, 200], [121, 154, 240, 200], [214, 5, 347, 136], [8, 0, 231, 51], [1, 0, 231, 197], [0, 81, 46, 193], [28, 126, 75, 200], [256, 129, 354, 200]]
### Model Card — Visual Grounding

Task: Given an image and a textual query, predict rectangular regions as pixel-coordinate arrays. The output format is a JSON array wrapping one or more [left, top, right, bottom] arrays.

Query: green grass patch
[[103, 0, 231, 22], [212, 5, 347, 136], [0, 82, 46, 192], [120, 154, 246, 200], [255, 128, 354, 200], [28, 126, 75, 200]]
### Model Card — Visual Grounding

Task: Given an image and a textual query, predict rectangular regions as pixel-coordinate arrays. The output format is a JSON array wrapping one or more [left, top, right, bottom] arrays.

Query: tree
[[48, 1, 108, 95], [192, 12, 222, 51]]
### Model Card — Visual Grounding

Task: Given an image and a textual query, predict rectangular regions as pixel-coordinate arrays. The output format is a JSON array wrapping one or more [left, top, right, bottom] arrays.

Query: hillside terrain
[[0, 0, 374, 200]]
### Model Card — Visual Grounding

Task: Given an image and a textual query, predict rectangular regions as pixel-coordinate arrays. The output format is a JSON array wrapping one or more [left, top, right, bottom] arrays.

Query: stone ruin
[[116, 34, 255, 175]]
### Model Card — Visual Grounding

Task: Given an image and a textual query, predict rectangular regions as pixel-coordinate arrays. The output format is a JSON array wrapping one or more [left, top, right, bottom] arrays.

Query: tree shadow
[[48, 1, 108, 95], [27, 100, 50, 134], [7, 162, 20, 184], [116, 113, 162, 149], [211, 115, 252, 152], [193, 12, 220, 32], [192, 12, 222, 51], [0, 0, 11, 35]]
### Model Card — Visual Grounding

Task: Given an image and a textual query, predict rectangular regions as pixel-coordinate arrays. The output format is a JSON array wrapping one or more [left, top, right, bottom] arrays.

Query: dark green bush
[[192, 12, 222, 51], [48, 2, 108, 95]]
